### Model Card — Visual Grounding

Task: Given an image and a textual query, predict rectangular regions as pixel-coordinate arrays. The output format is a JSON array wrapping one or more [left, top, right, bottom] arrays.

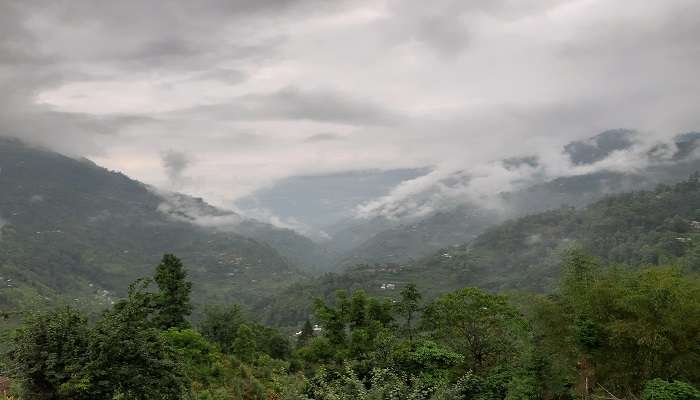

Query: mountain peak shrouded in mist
[[564, 129, 637, 165], [321, 130, 700, 266]]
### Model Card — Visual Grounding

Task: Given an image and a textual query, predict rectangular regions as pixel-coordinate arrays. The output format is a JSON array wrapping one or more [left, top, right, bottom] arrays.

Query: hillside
[[332, 130, 700, 268], [257, 174, 700, 326], [156, 192, 337, 272], [335, 205, 498, 267], [0, 138, 311, 310]]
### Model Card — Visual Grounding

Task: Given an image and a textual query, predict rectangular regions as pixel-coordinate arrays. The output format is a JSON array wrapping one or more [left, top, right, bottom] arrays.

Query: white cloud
[[354, 131, 698, 219], [1, 0, 698, 222]]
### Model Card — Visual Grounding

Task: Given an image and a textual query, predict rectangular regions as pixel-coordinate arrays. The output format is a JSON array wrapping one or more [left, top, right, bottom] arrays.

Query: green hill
[[0, 138, 309, 311], [257, 174, 700, 326]]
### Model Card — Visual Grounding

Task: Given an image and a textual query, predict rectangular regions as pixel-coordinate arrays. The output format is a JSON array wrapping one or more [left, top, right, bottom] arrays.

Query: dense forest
[[1, 249, 698, 399]]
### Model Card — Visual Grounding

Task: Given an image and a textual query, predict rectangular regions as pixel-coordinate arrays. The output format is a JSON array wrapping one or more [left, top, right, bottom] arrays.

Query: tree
[[154, 254, 193, 330], [9, 307, 91, 400], [232, 324, 256, 363], [297, 319, 315, 348], [367, 298, 394, 326], [162, 328, 223, 385], [86, 280, 189, 399], [314, 294, 349, 347], [349, 290, 369, 328], [397, 283, 421, 343], [422, 287, 525, 372], [199, 304, 244, 354]]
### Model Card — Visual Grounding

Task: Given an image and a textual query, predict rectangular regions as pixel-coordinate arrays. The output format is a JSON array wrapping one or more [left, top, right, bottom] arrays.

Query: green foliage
[[527, 254, 700, 398], [4, 257, 200, 399], [392, 339, 462, 377], [162, 328, 223, 385], [232, 324, 256, 363], [306, 365, 444, 400], [298, 319, 315, 348], [6, 257, 699, 400], [422, 287, 526, 373], [199, 304, 245, 354], [397, 283, 421, 342], [8, 307, 90, 400], [87, 280, 190, 399], [642, 379, 700, 400], [154, 254, 193, 330]]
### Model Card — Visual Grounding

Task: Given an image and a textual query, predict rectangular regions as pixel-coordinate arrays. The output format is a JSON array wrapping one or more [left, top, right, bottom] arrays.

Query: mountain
[[330, 130, 700, 268], [256, 174, 700, 326], [155, 193, 336, 272], [335, 205, 498, 267], [563, 128, 637, 165], [0, 138, 318, 310], [234, 168, 429, 241], [414, 173, 700, 292]]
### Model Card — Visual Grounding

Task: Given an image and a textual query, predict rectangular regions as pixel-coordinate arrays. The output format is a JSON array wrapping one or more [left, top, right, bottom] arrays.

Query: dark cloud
[[183, 86, 401, 126], [382, 0, 568, 56], [161, 150, 191, 185]]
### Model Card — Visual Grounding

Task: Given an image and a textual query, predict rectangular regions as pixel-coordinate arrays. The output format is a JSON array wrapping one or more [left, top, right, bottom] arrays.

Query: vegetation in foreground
[[1, 250, 698, 399]]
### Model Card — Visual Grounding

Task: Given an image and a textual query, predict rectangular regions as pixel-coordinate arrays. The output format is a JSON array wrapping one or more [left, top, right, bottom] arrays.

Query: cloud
[[154, 188, 331, 240], [354, 130, 698, 220], [303, 133, 345, 143], [195, 68, 249, 85], [0, 0, 699, 232], [381, 0, 568, 57], [161, 150, 191, 186], [182, 86, 401, 126]]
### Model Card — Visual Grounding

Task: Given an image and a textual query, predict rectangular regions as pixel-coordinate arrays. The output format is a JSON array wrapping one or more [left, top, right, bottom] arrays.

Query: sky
[[1, 0, 699, 232]]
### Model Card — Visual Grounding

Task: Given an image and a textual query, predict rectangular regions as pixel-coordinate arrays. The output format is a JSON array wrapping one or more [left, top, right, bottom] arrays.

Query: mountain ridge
[[0, 137, 322, 310]]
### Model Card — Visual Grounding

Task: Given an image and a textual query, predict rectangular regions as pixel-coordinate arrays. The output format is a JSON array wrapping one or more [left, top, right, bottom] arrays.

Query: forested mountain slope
[[333, 130, 700, 268], [156, 192, 336, 272], [426, 174, 700, 292], [0, 138, 310, 310], [257, 175, 700, 326]]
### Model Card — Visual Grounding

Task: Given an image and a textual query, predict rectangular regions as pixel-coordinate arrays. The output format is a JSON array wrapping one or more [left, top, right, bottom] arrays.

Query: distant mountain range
[[325, 130, 700, 268], [3, 129, 700, 317]]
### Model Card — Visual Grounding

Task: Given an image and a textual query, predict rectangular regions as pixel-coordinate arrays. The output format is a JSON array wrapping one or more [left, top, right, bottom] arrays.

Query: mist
[[1, 0, 699, 232]]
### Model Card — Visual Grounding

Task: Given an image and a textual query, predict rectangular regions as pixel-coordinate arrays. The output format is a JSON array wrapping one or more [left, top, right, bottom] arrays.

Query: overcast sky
[[2, 0, 699, 225]]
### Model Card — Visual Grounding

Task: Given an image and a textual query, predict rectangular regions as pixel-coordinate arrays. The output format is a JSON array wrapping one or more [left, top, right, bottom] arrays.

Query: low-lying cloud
[[355, 131, 699, 220]]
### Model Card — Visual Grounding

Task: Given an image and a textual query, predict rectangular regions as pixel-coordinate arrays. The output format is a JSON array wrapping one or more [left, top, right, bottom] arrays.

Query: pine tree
[[154, 254, 193, 329]]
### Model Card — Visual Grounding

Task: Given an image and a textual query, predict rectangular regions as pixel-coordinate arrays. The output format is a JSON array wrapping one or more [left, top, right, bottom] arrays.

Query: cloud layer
[[1, 0, 699, 228]]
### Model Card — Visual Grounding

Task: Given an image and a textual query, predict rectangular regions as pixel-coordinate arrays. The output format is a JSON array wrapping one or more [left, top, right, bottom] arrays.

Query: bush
[[642, 379, 700, 400]]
